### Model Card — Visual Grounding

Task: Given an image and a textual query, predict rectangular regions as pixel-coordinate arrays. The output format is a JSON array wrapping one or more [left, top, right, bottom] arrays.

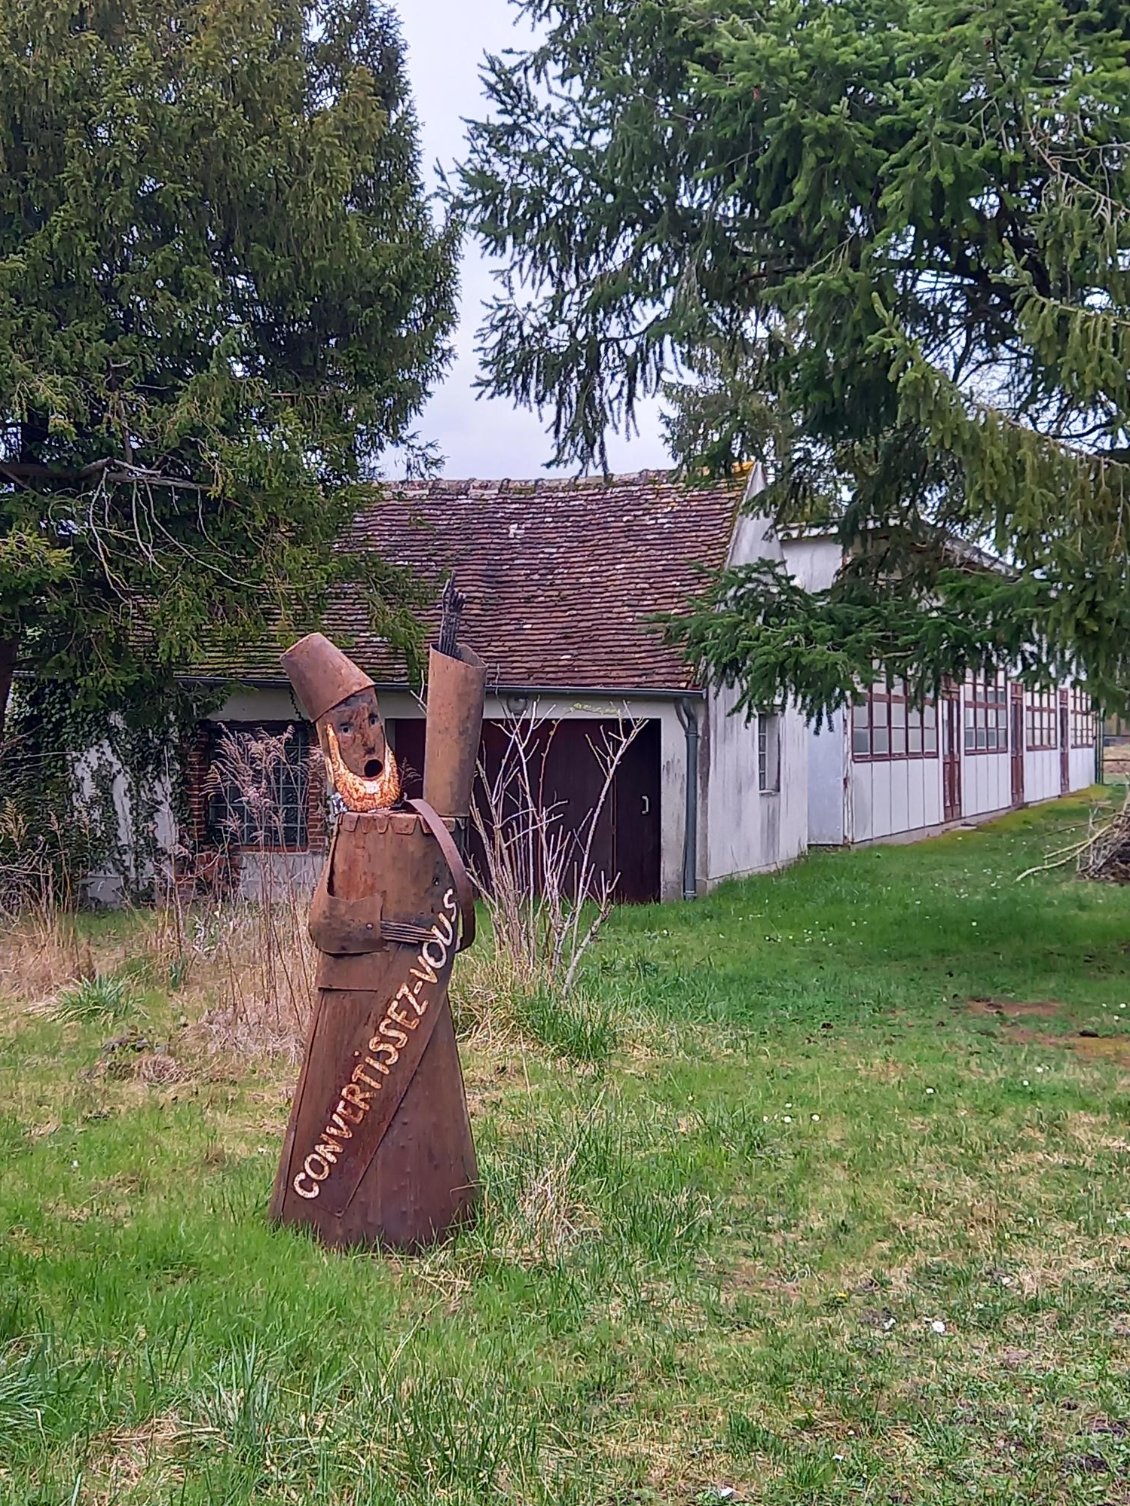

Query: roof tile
[[195, 470, 741, 692]]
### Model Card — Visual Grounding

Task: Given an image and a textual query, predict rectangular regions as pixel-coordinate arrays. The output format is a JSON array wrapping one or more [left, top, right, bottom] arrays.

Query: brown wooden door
[[1059, 691, 1070, 795], [1010, 685, 1025, 807], [942, 688, 962, 822], [611, 720, 662, 905], [391, 716, 661, 904]]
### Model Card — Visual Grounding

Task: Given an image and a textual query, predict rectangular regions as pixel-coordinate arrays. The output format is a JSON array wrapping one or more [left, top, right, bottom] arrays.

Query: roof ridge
[[370, 467, 745, 496]]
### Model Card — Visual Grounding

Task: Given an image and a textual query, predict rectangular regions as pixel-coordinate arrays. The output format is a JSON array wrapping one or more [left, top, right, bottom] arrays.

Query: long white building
[[783, 528, 1097, 847]]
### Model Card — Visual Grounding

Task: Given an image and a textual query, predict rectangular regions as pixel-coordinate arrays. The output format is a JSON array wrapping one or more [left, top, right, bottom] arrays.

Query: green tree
[[0, 0, 456, 747], [459, 0, 1130, 716]]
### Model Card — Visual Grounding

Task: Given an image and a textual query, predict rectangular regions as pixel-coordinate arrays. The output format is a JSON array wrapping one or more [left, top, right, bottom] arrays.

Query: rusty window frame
[[1070, 688, 1095, 747], [964, 677, 1008, 754], [851, 682, 938, 762], [1027, 690, 1057, 750]]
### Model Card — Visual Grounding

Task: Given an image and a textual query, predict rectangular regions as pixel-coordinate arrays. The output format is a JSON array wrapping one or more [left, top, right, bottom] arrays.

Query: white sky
[[394, 0, 669, 481]]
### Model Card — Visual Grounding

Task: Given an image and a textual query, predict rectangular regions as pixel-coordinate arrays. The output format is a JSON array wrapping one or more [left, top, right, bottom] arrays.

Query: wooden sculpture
[[269, 590, 485, 1250]]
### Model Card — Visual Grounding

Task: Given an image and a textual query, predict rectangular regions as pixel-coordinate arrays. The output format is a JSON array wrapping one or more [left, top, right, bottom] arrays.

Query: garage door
[[392, 717, 661, 904]]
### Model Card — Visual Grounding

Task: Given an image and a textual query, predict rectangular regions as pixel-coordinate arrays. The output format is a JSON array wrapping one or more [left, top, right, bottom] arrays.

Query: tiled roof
[[194, 470, 742, 693]]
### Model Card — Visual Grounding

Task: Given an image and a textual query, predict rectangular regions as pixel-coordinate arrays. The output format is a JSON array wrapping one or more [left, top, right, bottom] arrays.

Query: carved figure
[[269, 593, 485, 1250]]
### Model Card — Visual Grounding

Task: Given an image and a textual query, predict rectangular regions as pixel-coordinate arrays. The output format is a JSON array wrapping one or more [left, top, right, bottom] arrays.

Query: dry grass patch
[[85, 1412, 201, 1502]]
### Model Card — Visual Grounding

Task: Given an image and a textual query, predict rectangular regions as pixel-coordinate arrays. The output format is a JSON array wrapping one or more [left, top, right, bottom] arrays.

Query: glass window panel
[[908, 724, 922, 754], [759, 714, 781, 791], [873, 725, 890, 755], [925, 725, 938, 754], [892, 724, 907, 756], [206, 723, 309, 850], [892, 701, 907, 727], [853, 703, 869, 729], [976, 727, 987, 749], [852, 729, 870, 756]]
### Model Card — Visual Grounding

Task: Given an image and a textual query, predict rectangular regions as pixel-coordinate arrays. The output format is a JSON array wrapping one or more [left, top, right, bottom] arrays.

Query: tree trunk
[[0, 634, 16, 750]]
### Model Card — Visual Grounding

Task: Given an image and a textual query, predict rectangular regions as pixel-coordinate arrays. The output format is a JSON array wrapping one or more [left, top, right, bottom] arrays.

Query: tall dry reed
[[465, 711, 640, 1019]]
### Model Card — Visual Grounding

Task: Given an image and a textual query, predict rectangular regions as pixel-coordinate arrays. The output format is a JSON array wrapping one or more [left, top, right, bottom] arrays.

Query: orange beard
[[324, 725, 402, 812]]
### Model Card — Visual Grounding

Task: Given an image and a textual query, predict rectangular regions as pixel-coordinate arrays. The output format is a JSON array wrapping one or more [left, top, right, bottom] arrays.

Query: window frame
[[964, 678, 1009, 755], [1026, 690, 1057, 751], [851, 682, 939, 763], [758, 710, 782, 794], [1070, 688, 1095, 748]]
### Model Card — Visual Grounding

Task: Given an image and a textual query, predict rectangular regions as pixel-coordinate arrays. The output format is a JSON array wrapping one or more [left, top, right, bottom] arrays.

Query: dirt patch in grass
[[1068, 1033, 1130, 1066], [968, 997, 1064, 1020], [999, 1029, 1130, 1066], [965, 998, 1130, 1064]]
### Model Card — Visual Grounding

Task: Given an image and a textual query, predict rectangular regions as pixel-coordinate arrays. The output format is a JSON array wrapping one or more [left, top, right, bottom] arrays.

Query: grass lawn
[[1, 792, 1129, 1505]]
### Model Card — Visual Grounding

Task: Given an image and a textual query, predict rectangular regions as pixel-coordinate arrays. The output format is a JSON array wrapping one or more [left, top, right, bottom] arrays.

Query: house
[[156, 467, 810, 908], [780, 528, 1099, 845], [86, 467, 1099, 905]]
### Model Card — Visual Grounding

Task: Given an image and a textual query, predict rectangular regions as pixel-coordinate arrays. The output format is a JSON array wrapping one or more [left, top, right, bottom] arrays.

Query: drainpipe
[[675, 698, 700, 901]]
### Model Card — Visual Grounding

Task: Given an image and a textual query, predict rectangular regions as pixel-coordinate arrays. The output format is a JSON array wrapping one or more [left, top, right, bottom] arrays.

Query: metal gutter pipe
[[675, 697, 701, 901], [186, 676, 704, 702]]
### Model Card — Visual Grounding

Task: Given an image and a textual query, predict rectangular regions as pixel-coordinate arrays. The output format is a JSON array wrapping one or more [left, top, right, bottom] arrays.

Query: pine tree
[[459, 0, 1130, 715], [0, 0, 457, 746]]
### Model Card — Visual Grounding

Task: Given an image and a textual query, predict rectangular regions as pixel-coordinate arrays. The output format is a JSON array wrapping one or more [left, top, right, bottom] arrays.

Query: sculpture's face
[[320, 689, 401, 810]]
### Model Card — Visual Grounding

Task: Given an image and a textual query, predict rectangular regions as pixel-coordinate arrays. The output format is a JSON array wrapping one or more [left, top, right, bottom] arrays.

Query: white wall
[[1070, 743, 1097, 791], [808, 713, 846, 845], [782, 534, 841, 592], [847, 752, 945, 844], [698, 467, 809, 883], [702, 683, 808, 883], [79, 737, 180, 906], [1024, 748, 1061, 805], [779, 534, 847, 846], [961, 747, 1012, 817]]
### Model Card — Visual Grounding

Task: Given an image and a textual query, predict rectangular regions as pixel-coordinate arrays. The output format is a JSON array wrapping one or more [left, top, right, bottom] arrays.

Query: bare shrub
[[468, 711, 641, 1012], [0, 800, 96, 1006]]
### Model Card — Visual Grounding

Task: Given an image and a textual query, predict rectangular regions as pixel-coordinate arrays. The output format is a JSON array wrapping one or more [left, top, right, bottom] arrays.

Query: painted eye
[[369, 713, 378, 726], [340, 723, 351, 735]]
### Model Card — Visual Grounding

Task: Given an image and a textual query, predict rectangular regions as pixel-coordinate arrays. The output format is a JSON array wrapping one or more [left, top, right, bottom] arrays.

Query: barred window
[[964, 678, 1008, 754], [204, 722, 311, 851], [1027, 691, 1057, 750], [852, 682, 938, 761], [1071, 688, 1095, 747]]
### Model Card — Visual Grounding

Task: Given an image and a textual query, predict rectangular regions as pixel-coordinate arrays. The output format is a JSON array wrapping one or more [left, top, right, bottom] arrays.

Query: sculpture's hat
[[281, 633, 376, 723]]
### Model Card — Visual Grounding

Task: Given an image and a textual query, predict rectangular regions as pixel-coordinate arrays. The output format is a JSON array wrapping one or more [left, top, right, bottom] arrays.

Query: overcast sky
[[394, 1, 669, 481]]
